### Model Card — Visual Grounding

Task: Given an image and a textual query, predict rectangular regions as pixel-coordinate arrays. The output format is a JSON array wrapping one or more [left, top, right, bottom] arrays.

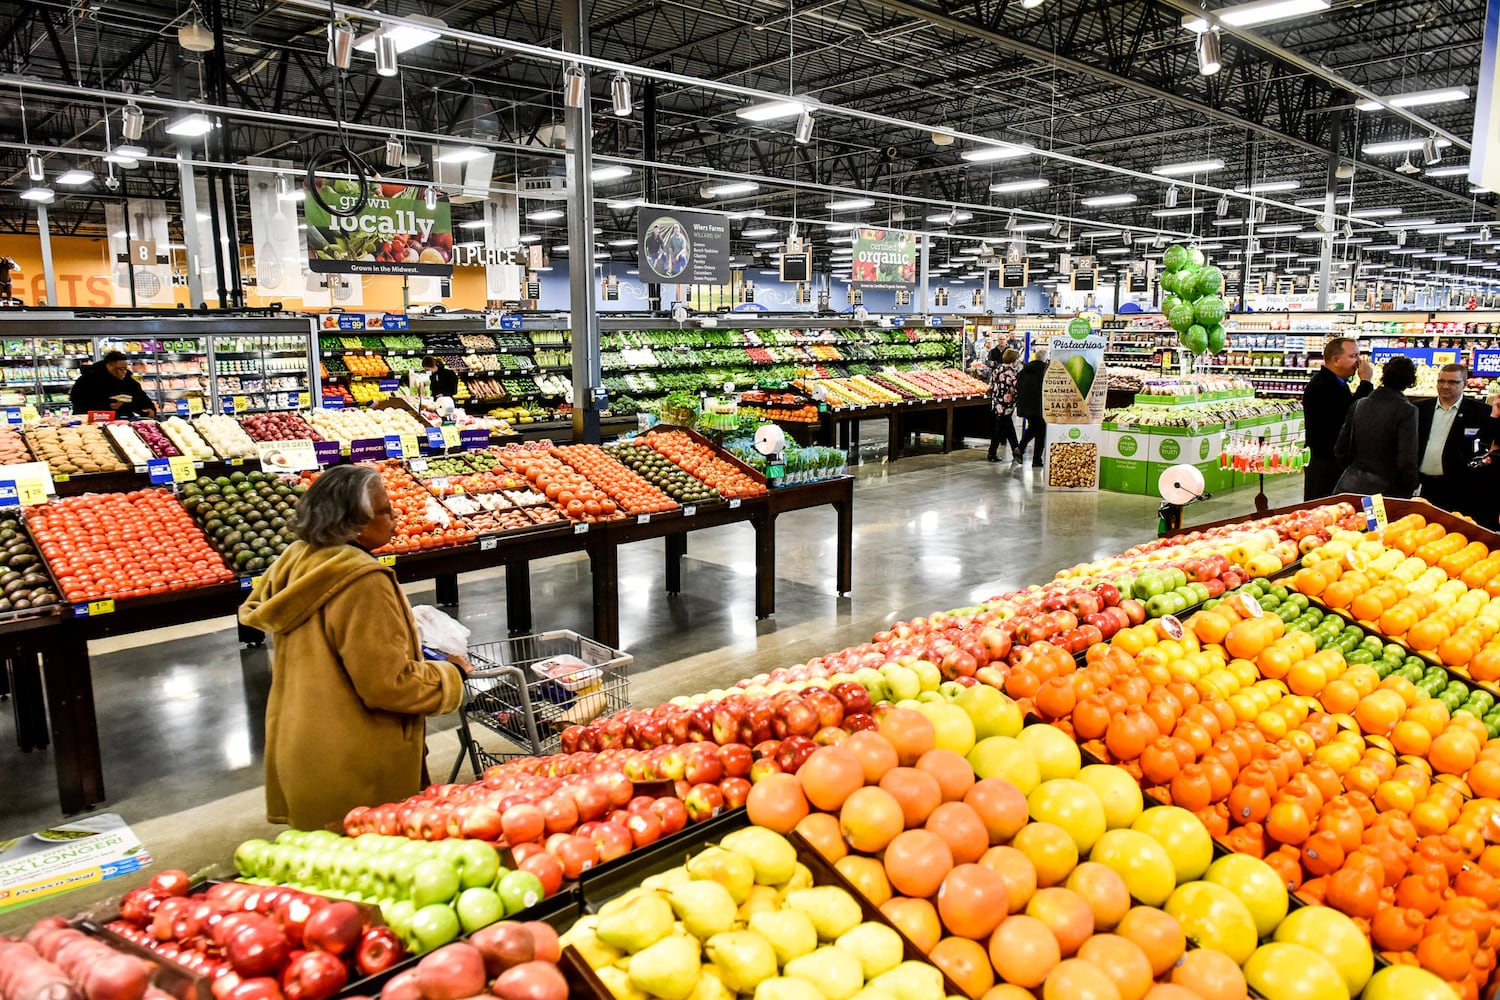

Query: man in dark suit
[[1303, 336, 1373, 500], [1416, 364, 1489, 513]]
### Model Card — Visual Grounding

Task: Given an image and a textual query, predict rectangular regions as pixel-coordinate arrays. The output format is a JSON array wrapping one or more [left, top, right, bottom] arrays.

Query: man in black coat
[[1415, 364, 1490, 513], [1014, 348, 1048, 468], [1303, 336, 1372, 500], [69, 351, 156, 418]]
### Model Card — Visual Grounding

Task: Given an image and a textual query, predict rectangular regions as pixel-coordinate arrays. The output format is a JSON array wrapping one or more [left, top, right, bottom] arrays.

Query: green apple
[[456, 886, 505, 933], [880, 665, 920, 702], [454, 839, 500, 889], [410, 859, 460, 908], [408, 902, 460, 954], [908, 660, 941, 692], [498, 869, 546, 914]]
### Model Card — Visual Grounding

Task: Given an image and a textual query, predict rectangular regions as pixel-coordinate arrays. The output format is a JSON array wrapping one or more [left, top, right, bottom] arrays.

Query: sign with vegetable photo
[[303, 181, 453, 276], [850, 227, 917, 289]]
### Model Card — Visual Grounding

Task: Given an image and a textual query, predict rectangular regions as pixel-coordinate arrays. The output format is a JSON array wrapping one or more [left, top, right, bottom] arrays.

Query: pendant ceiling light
[[327, 17, 355, 69], [122, 101, 144, 141], [425, 186, 438, 210], [385, 138, 404, 168], [1196, 30, 1222, 75], [794, 110, 814, 144], [374, 32, 399, 77], [1165, 184, 1180, 208], [563, 65, 587, 109], [1216, 193, 1230, 216], [26, 152, 44, 182], [611, 73, 633, 117]]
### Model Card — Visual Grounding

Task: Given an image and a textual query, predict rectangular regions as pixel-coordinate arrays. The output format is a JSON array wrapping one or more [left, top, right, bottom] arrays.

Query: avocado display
[[0, 513, 59, 614], [177, 471, 306, 577]]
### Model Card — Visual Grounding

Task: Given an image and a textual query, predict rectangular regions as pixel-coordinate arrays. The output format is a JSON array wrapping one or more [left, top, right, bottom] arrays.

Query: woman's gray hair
[[293, 464, 381, 546]]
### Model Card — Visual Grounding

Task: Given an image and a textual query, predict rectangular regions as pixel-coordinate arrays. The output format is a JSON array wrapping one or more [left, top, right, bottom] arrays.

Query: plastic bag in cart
[[412, 604, 471, 657]]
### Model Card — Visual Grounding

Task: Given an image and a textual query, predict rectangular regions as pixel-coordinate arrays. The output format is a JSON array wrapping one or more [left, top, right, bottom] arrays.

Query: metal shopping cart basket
[[447, 629, 632, 781]]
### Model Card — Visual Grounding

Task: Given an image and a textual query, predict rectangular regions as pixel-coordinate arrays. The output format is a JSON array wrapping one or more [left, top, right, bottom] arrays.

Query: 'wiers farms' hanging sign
[[303, 181, 453, 276], [850, 227, 917, 289]]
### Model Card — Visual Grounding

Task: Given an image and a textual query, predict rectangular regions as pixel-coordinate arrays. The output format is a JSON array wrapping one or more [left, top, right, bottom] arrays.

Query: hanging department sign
[[303, 182, 453, 276], [637, 208, 730, 284], [850, 228, 917, 289]]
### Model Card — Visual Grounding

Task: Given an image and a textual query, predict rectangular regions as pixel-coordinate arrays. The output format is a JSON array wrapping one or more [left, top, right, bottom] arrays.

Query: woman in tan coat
[[240, 464, 468, 831]]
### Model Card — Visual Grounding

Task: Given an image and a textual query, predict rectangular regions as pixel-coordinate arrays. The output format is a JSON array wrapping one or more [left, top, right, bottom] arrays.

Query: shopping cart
[[447, 629, 632, 781]]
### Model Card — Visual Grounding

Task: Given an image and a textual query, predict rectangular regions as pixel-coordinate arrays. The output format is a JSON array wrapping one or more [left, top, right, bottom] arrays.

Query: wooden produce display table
[[818, 395, 987, 462], [30, 475, 854, 814]]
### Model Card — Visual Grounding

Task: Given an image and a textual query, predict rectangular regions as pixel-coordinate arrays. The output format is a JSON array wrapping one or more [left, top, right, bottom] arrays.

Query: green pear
[[721, 828, 798, 885], [749, 909, 818, 966], [704, 930, 779, 994], [783, 887, 863, 940], [779, 864, 814, 894], [835, 923, 904, 980], [564, 918, 627, 969], [785, 946, 865, 1000], [868, 962, 944, 1000], [627, 934, 702, 1000], [687, 847, 756, 904], [753, 978, 826, 1000], [601, 887, 657, 916], [849, 990, 899, 1000], [599, 892, 675, 953], [739, 885, 782, 921], [687, 968, 734, 1000], [597, 965, 651, 1000], [643, 866, 692, 890], [666, 881, 737, 940]]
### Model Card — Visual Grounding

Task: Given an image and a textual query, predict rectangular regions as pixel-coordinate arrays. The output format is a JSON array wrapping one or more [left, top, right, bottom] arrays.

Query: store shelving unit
[[0, 315, 317, 416]]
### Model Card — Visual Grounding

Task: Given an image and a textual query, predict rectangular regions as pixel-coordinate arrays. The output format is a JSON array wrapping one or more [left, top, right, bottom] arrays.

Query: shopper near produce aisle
[[1415, 364, 1490, 513], [1014, 347, 1048, 468], [961, 330, 980, 370], [69, 351, 156, 418], [1302, 336, 1374, 500], [1333, 355, 1420, 499], [422, 355, 459, 398], [239, 464, 471, 831], [987, 347, 1022, 463]]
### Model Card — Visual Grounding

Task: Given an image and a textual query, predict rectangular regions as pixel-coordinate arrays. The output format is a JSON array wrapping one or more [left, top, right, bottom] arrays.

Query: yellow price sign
[[378, 554, 397, 567], [233, 396, 249, 413], [168, 455, 197, 482], [53, 473, 69, 483], [88, 599, 115, 616], [399, 433, 419, 457], [18, 405, 38, 423], [1433, 351, 1459, 365], [441, 425, 461, 449], [16, 480, 47, 506], [294, 392, 309, 408], [187, 397, 205, 415]]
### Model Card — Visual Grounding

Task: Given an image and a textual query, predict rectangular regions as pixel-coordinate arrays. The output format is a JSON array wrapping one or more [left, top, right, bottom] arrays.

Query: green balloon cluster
[[1161, 244, 1227, 357]]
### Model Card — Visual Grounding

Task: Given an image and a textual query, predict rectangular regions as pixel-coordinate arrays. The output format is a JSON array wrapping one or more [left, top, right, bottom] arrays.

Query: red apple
[[682, 744, 724, 785], [591, 822, 634, 862], [354, 927, 404, 977], [683, 783, 725, 822], [625, 810, 663, 847], [719, 777, 751, 809], [718, 743, 752, 777], [800, 688, 845, 729], [281, 950, 347, 1000], [518, 852, 564, 896], [650, 797, 688, 836]]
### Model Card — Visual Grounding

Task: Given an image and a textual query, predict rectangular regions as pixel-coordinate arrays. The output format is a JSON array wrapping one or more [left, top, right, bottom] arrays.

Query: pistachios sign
[[303, 181, 453, 277], [1043, 315, 1108, 424]]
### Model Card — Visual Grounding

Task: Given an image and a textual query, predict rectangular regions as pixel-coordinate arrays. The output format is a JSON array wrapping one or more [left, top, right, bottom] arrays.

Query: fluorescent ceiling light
[[20, 186, 54, 202], [552, 245, 569, 252], [1097, 247, 1132, 255], [1011, 222, 1052, 232], [1197, 242, 1225, 249], [1386, 217, 1436, 227], [437, 146, 484, 163], [927, 211, 974, 222], [354, 15, 445, 53], [1356, 87, 1470, 112], [1294, 195, 1352, 206], [961, 143, 1031, 162], [704, 181, 759, 196], [1151, 159, 1225, 176], [1418, 224, 1469, 233], [1424, 165, 1470, 178], [605, 198, 644, 209], [1362, 138, 1452, 155], [458, 219, 486, 229], [1212, 218, 1245, 226], [527, 209, 565, 221], [1182, 0, 1328, 32], [1259, 224, 1302, 233], [165, 111, 214, 137], [55, 169, 93, 185], [591, 164, 631, 182], [1151, 207, 1203, 217], [822, 221, 857, 231], [727, 209, 766, 219], [1078, 229, 1120, 238], [1081, 193, 1137, 207], [826, 197, 874, 210], [518, 234, 540, 243], [736, 100, 808, 122], [1295, 231, 1330, 239], [753, 241, 783, 249], [1365, 243, 1400, 250], [608, 238, 636, 247], [1343, 237, 1373, 244], [1349, 207, 1401, 217], [1235, 180, 1300, 193], [742, 227, 779, 238], [989, 178, 1049, 194]]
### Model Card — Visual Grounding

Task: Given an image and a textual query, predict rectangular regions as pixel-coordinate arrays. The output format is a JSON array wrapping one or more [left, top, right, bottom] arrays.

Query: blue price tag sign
[[1474, 349, 1500, 377], [381, 313, 410, 330], [459, 428, 489, 450], [146, 458, 173, 484], [313, 440, 342, 466], [336, 314, 366, 331], [350, 438, 386, 462], [321, 395, 345, 410], [426, 427, 446, 451], [0, 482, 17, 508], [378, 379, 400, 393], [500, 314, 523, 330], [2, 409, 22, 425], [384, 434, 405, 458]]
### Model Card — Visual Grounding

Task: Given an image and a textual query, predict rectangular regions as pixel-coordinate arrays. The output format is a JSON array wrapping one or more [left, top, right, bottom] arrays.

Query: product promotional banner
[[304, 182, 453, 276], [850, 227, 918, 289], [637, 209, 730, 285], [246, 157, 307, 302], [1044, 317, 1108, 424]]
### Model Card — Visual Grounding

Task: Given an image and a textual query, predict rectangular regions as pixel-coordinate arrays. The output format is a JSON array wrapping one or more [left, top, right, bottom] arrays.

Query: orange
[[1012, 821, 1080, 887], [881, 896, 942, 953], [965, 778, 1029, 844], [917, 748, 977, 802], [987, 914, 1061, 988], [930, 936, 994, 999], [836, 855, 893, 906], [1391, 720, 1433, 756], [927, 801, 991, 864], [1429, 730, 1479, 775], [1224, 619, 1273, 661], [880, 766, 944, 828], [979, 845, 1038, 912], [1043, 959, 1124, 1000], [794, 812, 847, 862], [1466, 758, 1500, 799], [1077, 935, 1154, 1000], [1026, 887, 1096, 957], [1374, 780, 1417, 814], [884, 828, 953, 897], [1065, 862, 1131, 931], [1350, 591, 1386, 623], [840, 785, 905, 852], [842, 730, 900, 783], [798, 746, 865, 811], [879, 707, 938, 765], [1116, 906, 1185, 977], [1354, 690, 1406, 736], [938, 863, 1011, 940], [1192, 611, 1232, 646], [746, 772, 810, 832], [1318, 680, 1359, 715], [1171, 949, 1248, 1000], [1407, 619, 1449, 652]]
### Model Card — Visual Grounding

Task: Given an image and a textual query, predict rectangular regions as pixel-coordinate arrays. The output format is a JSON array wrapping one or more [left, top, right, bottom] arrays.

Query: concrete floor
[[0, 433, 1303, 927]]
